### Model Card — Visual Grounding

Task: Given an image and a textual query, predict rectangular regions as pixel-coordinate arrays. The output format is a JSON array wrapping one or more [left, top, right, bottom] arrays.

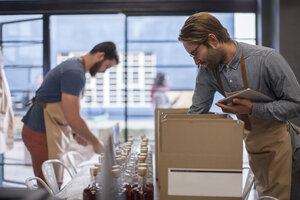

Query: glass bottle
[[131, 167, 153, 200], [83, 167, 100, 200], [112, 168, 127, 200]]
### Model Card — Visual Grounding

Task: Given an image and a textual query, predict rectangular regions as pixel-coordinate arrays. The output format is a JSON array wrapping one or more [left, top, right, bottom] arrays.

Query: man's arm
[[188, 67, 217, 114], [251, 52, 300, 121], [61, 92, 104, 154], [216, 51, 300, 121]]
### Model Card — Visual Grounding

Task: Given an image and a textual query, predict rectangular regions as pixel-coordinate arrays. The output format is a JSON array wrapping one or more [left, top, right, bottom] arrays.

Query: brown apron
[[216, 52, 292, 199], [29, 98, 72, 184]]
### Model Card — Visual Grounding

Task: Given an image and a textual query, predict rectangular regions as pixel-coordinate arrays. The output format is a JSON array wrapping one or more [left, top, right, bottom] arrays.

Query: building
[[58, 51, 157, 108]]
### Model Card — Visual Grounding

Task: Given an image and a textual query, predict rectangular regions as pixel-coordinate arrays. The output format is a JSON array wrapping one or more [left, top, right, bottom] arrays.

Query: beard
[[89, 60, 103, 77], [204, 47, 227, 70]]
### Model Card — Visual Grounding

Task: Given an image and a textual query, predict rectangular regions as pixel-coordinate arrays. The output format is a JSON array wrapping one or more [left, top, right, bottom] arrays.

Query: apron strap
[[25, 97, 47, 108], [215, 50, 252, 130], [288, 120, 300, 135], [240, 51, 248, 89], [215, 69, 225, 95], [215, 50, 248, 90]]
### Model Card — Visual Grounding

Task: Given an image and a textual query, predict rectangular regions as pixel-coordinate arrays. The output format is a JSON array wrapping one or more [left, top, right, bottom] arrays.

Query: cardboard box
[[155, 108, 189, 183], [157, 112, 230, 186], [155, 109, 227, 185], [158, 113, 244, 200]]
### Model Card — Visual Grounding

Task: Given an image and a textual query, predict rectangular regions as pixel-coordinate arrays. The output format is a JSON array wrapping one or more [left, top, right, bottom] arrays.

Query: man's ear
[[96, 52, 105, 62], [207, 33, 219, 48]]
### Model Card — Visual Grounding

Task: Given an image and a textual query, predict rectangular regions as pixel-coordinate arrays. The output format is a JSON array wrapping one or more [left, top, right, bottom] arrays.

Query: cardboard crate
[[155, 108, 189, 184], [155, 109, 228, 185], [158, 113, 244, 200]]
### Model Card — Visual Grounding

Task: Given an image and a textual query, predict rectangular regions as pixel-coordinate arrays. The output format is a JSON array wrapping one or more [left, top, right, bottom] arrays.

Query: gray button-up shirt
[[189, 41, 300, 122]]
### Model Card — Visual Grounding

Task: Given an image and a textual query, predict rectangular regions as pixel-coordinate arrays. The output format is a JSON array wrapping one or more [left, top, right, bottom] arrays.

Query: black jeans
[[291, 148, 300, 200]]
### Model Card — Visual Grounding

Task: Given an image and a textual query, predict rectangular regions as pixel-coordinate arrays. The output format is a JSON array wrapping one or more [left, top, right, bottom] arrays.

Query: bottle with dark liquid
[[138, 163, 154, 192], [83, 167, 100, 200], [131, 167, 153, 200]]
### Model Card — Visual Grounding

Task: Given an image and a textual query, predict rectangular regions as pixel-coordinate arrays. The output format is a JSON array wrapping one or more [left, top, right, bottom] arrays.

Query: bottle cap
[[141, 148, 148, 153], [139, 163, 147, 168], [121, 156, 127, 162], [126, 142, 132, 146], [112, 165, 120, 169], [94, 163, 102, 168], [138, 167, 147, 176], [112, 168, 121, 178], [116, 157, 123, 165], [140, 153, 147, 157], [94, 163, 102, 172], [90, 167, 98, 177], [138, 155, 146, 162], [116, 150, 121, 155]]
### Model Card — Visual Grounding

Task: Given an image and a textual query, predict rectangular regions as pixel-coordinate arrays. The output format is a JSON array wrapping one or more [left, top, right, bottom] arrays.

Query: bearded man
[[22, 42, 119, 187], [179, 12, 300, 200]]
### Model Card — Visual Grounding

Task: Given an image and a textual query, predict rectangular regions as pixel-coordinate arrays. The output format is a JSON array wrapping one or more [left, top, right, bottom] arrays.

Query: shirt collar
[[227, 40, 241, 70], [219, 40, 241, 71]]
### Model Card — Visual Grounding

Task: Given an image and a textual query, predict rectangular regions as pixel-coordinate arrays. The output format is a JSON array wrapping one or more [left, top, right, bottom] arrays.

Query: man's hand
[[92, 139, 104, 154], [73, 134, 89, 146], [215, 98, 253, 114]]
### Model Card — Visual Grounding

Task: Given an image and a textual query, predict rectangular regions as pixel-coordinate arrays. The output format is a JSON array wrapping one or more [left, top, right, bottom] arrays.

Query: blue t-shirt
[[22, 57, 86, 133]]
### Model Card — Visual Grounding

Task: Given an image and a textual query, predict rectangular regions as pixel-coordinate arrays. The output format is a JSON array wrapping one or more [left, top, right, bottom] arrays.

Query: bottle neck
[[138, 175, 146, 188], [90, 175, 96, 185]]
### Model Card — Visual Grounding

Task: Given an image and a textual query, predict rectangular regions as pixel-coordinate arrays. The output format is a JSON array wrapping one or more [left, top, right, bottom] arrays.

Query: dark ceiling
[[0, 0, 257, 15]]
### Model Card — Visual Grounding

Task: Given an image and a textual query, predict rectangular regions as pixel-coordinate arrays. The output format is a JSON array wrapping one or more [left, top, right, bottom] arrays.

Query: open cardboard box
[[155, 110, 244, 199], [155, 108, 189, 183]]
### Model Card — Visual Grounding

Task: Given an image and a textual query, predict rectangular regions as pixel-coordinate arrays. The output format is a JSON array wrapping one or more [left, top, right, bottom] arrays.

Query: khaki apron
[[215, 52, 292, 199], [29, 99, 72, 184]]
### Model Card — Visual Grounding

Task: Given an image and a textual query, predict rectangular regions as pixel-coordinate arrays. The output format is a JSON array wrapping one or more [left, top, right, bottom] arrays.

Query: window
[[0, 14, 43, 185], [0, 12, 256, 186]]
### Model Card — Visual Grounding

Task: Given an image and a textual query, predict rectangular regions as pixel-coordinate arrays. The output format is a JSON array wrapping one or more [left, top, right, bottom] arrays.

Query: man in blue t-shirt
[[22, 42, 119, 187]]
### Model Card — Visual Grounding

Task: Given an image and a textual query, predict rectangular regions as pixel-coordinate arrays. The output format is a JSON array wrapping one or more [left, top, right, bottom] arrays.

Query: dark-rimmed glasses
[[189, 44, 200, 58]]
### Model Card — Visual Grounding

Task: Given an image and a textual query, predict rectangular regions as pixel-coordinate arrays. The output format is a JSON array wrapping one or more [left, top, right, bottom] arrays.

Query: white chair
[[65, 151, 85, 175], [242, 167, 255, 200], [42, 159, 74, 195], [258, 196, 278, 200], [25, 176, 53, 195]]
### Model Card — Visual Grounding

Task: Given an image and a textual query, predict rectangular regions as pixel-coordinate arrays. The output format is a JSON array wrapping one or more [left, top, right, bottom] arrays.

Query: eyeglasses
[[189, 44, 200, 58]]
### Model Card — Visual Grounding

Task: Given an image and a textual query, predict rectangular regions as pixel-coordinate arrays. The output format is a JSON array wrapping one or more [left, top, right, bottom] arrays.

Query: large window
[[0, 14, 43, 186], [0, 12, 255, 186]]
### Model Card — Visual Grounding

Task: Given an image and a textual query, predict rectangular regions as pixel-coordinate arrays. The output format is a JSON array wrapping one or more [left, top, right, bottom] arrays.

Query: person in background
[[178, 12, 300, 200], [151, 72, 179, 108], [21, 42, 119, 187]]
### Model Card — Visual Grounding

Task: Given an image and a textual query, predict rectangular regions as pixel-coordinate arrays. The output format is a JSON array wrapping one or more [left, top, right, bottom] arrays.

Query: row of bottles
[[83, 136, 154, 200]]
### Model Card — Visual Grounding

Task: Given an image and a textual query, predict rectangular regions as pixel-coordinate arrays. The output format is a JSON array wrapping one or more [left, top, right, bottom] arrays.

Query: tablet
[[218, 88, 272, 104]]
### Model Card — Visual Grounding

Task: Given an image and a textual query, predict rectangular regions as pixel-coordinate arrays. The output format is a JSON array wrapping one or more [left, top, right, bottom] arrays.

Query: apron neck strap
[[240, 51, 248, 89], [215, 69, 224, 94]]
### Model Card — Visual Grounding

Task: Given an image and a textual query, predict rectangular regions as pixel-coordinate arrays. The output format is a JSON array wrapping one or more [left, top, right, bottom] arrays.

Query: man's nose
[[193, 57, 200, 66]]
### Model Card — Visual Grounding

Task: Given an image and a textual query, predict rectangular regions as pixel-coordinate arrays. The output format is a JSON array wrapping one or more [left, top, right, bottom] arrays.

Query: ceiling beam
[[0, 0, 257, 15]]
